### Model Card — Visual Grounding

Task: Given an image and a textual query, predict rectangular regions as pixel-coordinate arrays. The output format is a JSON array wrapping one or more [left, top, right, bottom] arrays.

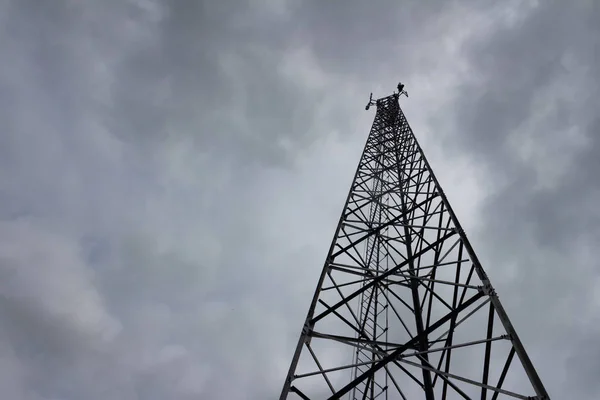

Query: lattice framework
[[279, 87, 550, 400]]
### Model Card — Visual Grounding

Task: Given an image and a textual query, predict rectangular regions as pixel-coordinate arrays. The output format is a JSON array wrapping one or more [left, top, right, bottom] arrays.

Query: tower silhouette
[[279, 85, 550, 400]]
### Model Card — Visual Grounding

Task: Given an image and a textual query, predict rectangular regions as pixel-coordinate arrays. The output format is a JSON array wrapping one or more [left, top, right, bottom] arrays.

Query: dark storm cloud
[[291, 1, 438, 75], [0, 0, 598, 399], [0, 0, 356, 397], [439, 1, 600, 397], [449, 0, 600, 274], [451, 1, 598, 167], [105, 0, 341, 169]]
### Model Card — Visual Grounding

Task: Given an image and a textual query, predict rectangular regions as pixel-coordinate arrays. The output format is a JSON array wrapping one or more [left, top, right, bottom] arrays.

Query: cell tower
[[279, 84, 550, 400]]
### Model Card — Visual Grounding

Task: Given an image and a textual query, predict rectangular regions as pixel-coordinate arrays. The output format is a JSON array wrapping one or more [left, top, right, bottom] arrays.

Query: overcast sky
[[0, 0, 598, 399]]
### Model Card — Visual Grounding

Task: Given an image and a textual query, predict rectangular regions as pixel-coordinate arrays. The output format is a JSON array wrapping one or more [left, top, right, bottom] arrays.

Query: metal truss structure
[[279, 85, 550, 400]]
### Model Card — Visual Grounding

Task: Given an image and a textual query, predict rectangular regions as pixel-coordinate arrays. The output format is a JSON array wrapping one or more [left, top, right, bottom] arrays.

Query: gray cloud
[[443, 1, 600, 397], [0, 0, 597, 399]]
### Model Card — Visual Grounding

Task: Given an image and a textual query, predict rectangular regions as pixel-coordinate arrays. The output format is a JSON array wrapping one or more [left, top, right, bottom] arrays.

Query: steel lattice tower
[[279, 84, 550, 400]]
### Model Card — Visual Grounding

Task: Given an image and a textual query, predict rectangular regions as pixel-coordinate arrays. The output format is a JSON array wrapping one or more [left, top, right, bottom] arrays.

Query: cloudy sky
[[0, 0, 598, 399]]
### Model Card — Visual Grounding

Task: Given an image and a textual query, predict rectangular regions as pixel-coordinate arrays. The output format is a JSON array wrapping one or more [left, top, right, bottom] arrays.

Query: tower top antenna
[[396, 82, 408, 97], [365, 82, 408, 111]]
